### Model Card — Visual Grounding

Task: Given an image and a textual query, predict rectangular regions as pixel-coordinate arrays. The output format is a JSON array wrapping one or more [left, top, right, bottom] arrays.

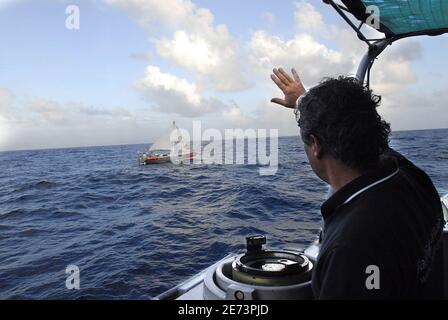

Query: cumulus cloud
[[248, 31, 352, 85], [137, 65, 229, 117], [106, 0, 248, 92], [155, 30, 246, 92], [247, 1, 361, 87], [295, 0, 325, 32], [248, 1, 420, 92], [138, 66, 201, 105]]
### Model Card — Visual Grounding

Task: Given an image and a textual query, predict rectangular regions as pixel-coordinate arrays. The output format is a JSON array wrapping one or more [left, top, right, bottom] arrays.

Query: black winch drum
[[232, 250, 312, 286], [202, 235, 315, 300]]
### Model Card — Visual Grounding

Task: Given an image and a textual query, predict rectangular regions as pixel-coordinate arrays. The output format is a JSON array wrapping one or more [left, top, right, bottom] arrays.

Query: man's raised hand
[[270, 68, 306, 109]]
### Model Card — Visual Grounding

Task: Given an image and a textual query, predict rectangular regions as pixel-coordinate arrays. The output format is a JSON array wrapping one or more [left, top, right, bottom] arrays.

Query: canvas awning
[[340, 0, 448, 38]]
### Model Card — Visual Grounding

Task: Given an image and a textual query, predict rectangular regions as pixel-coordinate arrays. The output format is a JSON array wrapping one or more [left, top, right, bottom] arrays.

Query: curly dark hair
[[296, 76, 391, 170]]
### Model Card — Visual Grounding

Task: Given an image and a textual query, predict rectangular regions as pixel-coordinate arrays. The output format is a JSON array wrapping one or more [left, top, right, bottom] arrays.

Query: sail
[[149, 122, 183, 152]]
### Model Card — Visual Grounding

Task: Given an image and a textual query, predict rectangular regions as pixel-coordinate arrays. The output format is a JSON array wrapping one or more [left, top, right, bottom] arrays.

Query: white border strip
[[343, 168, 400, 205]]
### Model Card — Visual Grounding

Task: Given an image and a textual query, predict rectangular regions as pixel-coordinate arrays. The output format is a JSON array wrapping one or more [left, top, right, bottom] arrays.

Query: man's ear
[[309, 134, 322, 159]]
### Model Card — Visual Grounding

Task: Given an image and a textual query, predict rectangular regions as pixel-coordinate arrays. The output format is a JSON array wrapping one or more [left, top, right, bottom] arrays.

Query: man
[[270, 68, 444, 299]]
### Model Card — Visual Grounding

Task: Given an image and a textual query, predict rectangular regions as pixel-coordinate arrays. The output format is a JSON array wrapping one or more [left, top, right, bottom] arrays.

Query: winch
[[202, 235, 315, 300]]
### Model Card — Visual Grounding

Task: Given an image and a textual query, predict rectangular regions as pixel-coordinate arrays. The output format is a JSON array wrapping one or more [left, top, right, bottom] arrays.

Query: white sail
[[149, 122, 183, 152]]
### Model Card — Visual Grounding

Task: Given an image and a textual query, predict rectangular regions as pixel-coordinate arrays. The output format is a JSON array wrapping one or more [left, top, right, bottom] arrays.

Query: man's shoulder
[[383, 148, 438, 196]]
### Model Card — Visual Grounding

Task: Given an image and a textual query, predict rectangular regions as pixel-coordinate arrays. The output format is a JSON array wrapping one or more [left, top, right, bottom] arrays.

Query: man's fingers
[[271, 74, 286, 90], [271, 98, 295, 109], [279, 68, 293, 83], [292, 68, 301, 83], [273, 68, 290, 85], [270, 98, 287, 106]]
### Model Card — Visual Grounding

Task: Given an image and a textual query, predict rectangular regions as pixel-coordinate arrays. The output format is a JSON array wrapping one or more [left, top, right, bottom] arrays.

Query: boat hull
[[144, 156, 171, 165], [141, 151, 196, 165]]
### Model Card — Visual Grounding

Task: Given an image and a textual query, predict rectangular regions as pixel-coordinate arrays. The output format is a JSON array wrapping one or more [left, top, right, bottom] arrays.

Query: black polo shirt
[[312, 149, 445, 299]]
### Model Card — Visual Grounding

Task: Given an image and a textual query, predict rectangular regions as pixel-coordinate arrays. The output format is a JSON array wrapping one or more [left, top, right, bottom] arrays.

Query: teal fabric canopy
[[342, 0, 448, 37]]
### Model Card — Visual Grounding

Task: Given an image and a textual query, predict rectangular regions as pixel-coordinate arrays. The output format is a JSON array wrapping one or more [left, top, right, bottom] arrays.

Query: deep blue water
[[0, 129, 447, 299]]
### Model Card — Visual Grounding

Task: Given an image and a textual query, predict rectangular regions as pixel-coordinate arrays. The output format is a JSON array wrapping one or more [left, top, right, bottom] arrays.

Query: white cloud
[[248, 1, 421, 94], [370, 41, 421, 94], [0, 86, 239, 151], [0, 87, 151, 151], [207, 101, 299, 138], [106, 0, 248, 92], [380, 88, 448, 130], [248, 31, 351, 85], [155, 31, 220, 75], [370, 59, 417, 95], [246, 7, 355, 83], [28, 99, 133, 125], [3, 118, 149, 151], [294, 0, 325, 32], [138, 66, 201, 106], [137, 65, 229, 117], [221, 102, 253, 127]]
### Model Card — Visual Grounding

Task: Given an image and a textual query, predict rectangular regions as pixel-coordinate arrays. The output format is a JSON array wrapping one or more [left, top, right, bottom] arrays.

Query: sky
[[0, 0, 447, 151]]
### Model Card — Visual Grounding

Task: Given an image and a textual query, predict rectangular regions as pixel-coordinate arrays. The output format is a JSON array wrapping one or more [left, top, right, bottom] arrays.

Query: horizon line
[[1, 127, 447, 153]]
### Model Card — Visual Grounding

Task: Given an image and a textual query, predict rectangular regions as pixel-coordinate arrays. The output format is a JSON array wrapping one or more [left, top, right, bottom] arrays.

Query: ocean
[[0, 129, 447, 299]]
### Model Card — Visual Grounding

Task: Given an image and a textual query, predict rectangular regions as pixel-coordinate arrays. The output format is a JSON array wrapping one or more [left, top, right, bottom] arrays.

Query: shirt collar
[[321, 159, 399, 220]]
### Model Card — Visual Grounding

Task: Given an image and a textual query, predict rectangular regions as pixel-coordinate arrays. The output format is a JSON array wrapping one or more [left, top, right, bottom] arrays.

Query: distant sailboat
[[139, 121, 196, 165]]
